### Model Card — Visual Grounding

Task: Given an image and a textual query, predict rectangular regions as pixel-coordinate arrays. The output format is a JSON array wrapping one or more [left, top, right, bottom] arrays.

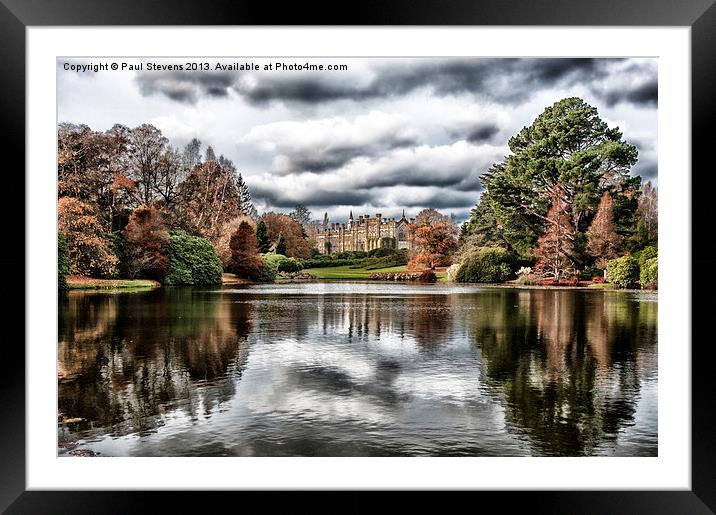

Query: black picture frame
[[2, 1, 713, 512]]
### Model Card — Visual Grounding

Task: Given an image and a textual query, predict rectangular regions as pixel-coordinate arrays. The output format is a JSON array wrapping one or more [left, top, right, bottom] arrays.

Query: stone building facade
[[315, 210, 414, 254]]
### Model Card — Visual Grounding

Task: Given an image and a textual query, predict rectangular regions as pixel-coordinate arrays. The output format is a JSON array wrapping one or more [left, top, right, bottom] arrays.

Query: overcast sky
[[58, 57, 657, 223]]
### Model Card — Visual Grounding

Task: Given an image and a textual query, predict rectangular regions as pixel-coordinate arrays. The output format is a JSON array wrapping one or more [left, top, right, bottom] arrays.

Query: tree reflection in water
[[471, 289, 657, 456], [58, 289, 254, 440]]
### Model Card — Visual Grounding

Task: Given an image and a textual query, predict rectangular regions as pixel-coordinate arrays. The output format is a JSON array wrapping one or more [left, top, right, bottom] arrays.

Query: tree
[[407, 208, 458, 269], [125, 124, 169, 206], [183, 137, 202, 170], [205, 145, 217, 162], [175, 160, 244, 240], [466, 97, 639, 262], [322, 212, 329, 227], [237, 173, 259, 220], [533, 187, 575, 282], [275, 233, 287, 255], [586, 192, 622, 270], [213, 215, 255, 267], [122, 205, 170, 279], [261, 212, 312, 258], [255, 219, 271, 253], [58, 197, 119, 278], [638, 180, 658, 242], [229, 221, 263, 279], [290, 204, 311, 229]]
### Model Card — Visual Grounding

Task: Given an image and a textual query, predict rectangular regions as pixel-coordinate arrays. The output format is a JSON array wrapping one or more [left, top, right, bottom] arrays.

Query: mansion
[[316, 211, 415, 254]]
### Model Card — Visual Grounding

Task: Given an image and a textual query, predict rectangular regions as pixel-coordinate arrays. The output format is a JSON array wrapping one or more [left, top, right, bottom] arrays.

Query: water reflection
[[58, 284, 657, 456]]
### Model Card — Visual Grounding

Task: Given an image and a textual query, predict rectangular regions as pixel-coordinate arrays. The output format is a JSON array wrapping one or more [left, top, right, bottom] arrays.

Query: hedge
[[262, 253, 303, 273], [58, 233, 69, 290], [164, 231, 223, 286], [640, 256, 658, 289]]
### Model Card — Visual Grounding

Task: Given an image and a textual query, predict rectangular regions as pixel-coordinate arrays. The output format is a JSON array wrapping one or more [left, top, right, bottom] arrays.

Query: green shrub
[[606, 255, 640, 289], [164, 231, 223, 286], [58, 233, 69, 289], [579, 264, 604, 280], [640, 256, 658, 289], [455, 246, 514, 283], [368, 247, 394, 258], [262, 253, 303, 273], [255, 256, 278, 282], [635, 245, 658, 268]]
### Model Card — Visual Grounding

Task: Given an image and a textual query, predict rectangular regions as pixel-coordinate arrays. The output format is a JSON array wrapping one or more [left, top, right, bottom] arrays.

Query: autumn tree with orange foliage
[[261, 212, 312, 259], [533, 187, 575, 282], [229, 221, 263, 279], [407, 208, 458, 270], [586, 192, 622, 270], [58, 197, 119, 278], [122, 205, 170, 280]]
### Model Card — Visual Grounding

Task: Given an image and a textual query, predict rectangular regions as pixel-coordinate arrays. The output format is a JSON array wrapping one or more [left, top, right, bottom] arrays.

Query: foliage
[[455, 246, 514, 283], [164, 231, 223, 285], [229, 221, 263, 279], [638, 180, 658, 243], [289, 204, 312, 228], [58, 233, 69, 289], [635, 245, 658, 268], [255, 256, 278, 282], [606, 255, 640, 289], [122, 205, 170, 280], [275, 233, 287, 255], [262, 253, 304, 273], [533, 187, 576, 281], [463, 97, 640, 262], [213, 215, 255, 268], [367, 246, 395, 258], [640, 256, 658, 289], [255, 219, 271, 253], [586, 192, 622, 268], [408, 208, 458, 269], [58, 197, 119, 278], [262, 212, 311, 259]]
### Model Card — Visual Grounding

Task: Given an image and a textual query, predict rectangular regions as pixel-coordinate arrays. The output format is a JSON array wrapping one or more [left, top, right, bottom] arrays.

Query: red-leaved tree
[[229, 221, 263, 278], [586, 192, 622, 270], [407, 208, 458, 270], [533, 186, 575, 282], [122, 204, 170, 280]]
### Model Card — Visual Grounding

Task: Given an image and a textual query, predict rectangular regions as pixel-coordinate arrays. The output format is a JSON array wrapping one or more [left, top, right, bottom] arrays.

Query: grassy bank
[[66, 275, 160, 290], [304, 264, 408, 280]]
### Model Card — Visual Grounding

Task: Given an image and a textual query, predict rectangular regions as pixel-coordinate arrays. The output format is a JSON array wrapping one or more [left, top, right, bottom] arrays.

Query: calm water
[[58, 282, 658, 457]]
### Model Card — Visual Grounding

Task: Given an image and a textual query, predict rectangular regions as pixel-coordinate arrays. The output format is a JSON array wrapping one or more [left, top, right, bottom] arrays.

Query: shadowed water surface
[[58, 282, 657, 456]]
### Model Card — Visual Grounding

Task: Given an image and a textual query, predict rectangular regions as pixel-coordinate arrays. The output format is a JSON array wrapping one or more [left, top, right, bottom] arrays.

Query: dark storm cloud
[[464, 123, 500, 143], [598, 79, 658, 107], [135, 71, 236, 104], [251, 185, 375, 208], [234, 58, 611, 107], [134, 58, 642, 107], [635, 163, 658, 180], [284, 136, 417, 173]]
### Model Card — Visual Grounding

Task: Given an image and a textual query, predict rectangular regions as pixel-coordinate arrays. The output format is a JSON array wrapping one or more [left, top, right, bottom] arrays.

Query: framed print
[[3, 0, 715, 512]]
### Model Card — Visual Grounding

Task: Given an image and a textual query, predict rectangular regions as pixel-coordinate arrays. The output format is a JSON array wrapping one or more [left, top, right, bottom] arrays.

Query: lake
[[58, 282, 658, 457]]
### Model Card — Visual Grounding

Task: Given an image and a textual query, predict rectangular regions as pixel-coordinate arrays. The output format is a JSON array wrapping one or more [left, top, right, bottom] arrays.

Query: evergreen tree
[[236, 173, 259, 220], [322, 212, 329, 227], [290, 204, 311, 228], [255, 219, 271, 253], [205, 145, 217, 162], [275, 233, 287, 255]]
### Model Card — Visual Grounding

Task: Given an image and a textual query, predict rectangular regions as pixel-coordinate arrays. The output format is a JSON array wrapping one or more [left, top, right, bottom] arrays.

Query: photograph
[[56, 56, 659, 458]]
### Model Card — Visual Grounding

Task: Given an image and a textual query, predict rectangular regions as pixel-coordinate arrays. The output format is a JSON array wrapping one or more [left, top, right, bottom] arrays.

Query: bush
[[635, 245, 658, 268], [640, 256, 658, 289], [262, 253, 303, 273], [579, 264, 604, 280], [455, 246, 514, 283], [58, 233, 69, 289], [164, 231, 223, 286], [254, 257, 278, 282], [606, 255, 640, 289], [368, 247, 394, 258]]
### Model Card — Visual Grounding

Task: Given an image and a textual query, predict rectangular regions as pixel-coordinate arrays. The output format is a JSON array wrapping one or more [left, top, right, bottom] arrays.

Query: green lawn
[[304, 264, 408, 279]]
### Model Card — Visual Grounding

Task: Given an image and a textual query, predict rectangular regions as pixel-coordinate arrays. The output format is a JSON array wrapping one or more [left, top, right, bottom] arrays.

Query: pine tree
[[275, 233, 287, 255], [533, 186, 575, 283], [586, 192, 622, 270], [322, 212, 329, 227], [236, 173, 259, 220], [255, 219, 271, 253], [205, 145, 217, 162]]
